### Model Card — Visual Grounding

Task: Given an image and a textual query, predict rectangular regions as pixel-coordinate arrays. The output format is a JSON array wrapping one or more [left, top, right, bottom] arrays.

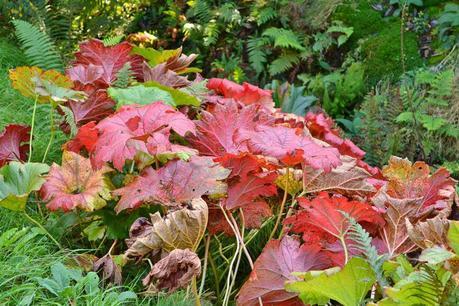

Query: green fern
[[12, 19, 63, 71], [342, 212, 388, 288], [247, 36, 269, 74], [262, 27, 305, 51], [112, 62, 133, 88], [103, 35, 124, 47], [191, 0, 212, 24], [58, 105, 78, 137], [269, 53, 300, 76], [204, 21, 220, 46], [257, 7, 277, 26]]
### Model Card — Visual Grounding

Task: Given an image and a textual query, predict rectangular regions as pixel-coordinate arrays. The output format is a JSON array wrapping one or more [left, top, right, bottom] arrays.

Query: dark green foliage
[[362, 21, 424, 86], [12, 19, 64, 71]]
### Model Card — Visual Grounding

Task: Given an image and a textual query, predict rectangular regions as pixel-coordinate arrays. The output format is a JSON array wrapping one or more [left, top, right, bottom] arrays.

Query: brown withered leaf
[[303, 156, 376, 197], [124, 198, 208, 259], [143, 249, 201, 293], [406, 215, 450, 249], [93, 254, 125, 285], [372, 186, 433, 258], [142, 62, 191, 88]]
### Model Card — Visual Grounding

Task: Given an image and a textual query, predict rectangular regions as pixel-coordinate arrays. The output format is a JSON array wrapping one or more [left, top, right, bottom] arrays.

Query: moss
[[332, 0, 387, 43], [361, 21, 424, 86]]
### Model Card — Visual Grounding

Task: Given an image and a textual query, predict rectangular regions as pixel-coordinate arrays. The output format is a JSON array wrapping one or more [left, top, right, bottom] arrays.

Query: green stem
[[28, 95, 39, 162], [23, 211, 62, 249], [42, 106, 55, 163], [208, 251, 221, 299], [191, 277, 201, 306]]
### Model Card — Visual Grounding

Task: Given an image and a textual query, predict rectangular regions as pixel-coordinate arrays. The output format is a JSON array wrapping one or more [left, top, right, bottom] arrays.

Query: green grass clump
[[361, 21, 424, 86]]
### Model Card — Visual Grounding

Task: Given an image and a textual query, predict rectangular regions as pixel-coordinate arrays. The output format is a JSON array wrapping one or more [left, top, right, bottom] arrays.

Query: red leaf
[[207, 78, 274, 109], [240, 124, 341, 171], [73, 39, 144, 85], [92, 102, 196, 170], [67, 90, 115, 127], [284, 193, 385, 259], [64, 122, 98, 153], [67, 64, 105, 93], [305, 112, 381, 176], [382, 156, 456, 210], [187, 100, 271, 157], [0, 124, 30, 166], [237, 236, 330, 306], [217, 153, 278, 210], [113, 156, 230, 212]]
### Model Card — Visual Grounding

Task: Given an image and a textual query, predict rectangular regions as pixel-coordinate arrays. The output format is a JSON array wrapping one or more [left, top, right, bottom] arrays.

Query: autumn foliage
[[2, 39, 458, 305]]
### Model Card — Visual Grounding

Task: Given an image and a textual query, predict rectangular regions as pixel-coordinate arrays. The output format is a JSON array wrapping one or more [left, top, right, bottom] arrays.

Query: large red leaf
[[41, 151, 112, 211], [66, 90, 115, 127], [382, 156, 456, 211], [67, 63, 105, 93], [0, 124, 30, 166], [207, 78, 274, 109], [237, 236, 330, 306], [240, 125, 341, 172], [64, 121, 98, 153], [285, 192, 385, 264], [305, 112, 380, 176], [92, 102, 195, 170], [216, 153, 277, 210], [187, 100, 272, 156], [113, 156, 230, 212], [73, 39, 144, 85]]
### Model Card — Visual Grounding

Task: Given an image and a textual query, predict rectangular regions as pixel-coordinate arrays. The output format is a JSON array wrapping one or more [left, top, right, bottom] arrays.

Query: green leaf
[[108, 85, 175, 108], [286, 257, 376, 306], [262, 27, 306, 51], [0, 162, 49, 211], [419, 246, 455, 265], [144, 81, 200, 107], [395, 112, 415, 123], [418, 115, 447, 131], [83, 221, 106, 241], [448, 221, 459, 254], [131, 46, 180, 66]]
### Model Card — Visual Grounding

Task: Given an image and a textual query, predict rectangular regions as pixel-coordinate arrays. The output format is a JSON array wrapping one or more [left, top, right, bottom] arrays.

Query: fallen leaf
[[0, 124, 30, 166]]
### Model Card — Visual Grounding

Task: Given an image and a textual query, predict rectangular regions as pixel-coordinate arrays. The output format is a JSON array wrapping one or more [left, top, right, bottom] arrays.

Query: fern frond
[[257, 7, 277, 26], [12, 19, 63, 71], [203, 21, 220, 46], [342, 212, 388, 287], [247, 36, 269, 74], [58, 105, 78, 137], [217, 3, 240, 24], [112, 62, 133, 88], [262, 27, 305, 51], [103, 35, 124, 47], [191, 0, 212, 24], [269, 53, 300, 76]]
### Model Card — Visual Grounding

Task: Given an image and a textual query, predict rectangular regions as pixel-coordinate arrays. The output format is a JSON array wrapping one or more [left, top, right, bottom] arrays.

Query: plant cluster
[[0, 36, 458, 306]]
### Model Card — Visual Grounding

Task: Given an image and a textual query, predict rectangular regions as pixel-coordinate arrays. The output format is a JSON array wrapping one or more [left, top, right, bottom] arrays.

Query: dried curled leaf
[[143, 62, 191, 88], [124, 198, 208, 259], [114, 156, 229, 212], [9, 66, 74, 103], [93, 254, 124, 285], [143, 249, 201, 293], [406, 215, 450, 249], [0, 124, 30, 166], [41, 151, 112, 212]]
